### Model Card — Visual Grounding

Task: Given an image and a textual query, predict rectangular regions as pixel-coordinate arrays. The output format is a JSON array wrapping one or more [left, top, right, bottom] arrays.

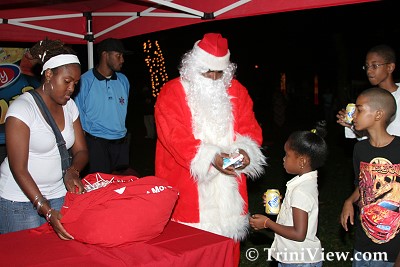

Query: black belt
[[85, 132, 127, 144]]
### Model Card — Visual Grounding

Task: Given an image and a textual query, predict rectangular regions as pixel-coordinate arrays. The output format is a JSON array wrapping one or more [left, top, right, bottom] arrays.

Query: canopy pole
[[87, 42, 94, 70], [84, 12, 94, 70]]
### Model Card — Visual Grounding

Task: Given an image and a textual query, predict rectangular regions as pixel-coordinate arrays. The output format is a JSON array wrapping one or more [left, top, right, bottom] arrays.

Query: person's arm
[[229, 82, 266, 178], [250, 207, 308, 241], [5, 116, 74, 240], [63, 116, 88, 194], [6, 117, 42, 208], [340, 187, 360, 231], [231, 82, 263, 145], [340, 142, 362, 231], [154, 82, 203, 170]]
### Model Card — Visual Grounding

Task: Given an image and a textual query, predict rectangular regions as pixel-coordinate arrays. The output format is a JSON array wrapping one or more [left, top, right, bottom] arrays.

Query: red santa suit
[[155, 76, 265, 241]]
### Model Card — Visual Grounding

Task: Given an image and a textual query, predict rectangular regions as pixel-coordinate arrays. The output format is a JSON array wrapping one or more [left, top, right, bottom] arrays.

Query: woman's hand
[[63, 167, 85, 194], [47, 209, 74, 240]]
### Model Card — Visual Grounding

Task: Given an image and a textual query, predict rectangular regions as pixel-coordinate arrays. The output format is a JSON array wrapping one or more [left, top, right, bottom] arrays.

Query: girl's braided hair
[[28, 37, 77, 65]]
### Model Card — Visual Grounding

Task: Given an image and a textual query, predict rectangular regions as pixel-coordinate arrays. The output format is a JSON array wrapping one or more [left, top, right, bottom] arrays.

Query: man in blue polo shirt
[[75, 38, 131, 175]]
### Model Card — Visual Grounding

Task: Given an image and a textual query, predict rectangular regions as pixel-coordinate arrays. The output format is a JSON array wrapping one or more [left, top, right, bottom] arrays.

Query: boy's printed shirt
[[358, 159, 400, 244]]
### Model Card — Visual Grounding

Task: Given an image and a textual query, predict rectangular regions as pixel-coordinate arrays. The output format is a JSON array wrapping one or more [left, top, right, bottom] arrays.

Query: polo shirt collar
[[93, 68, 117, 80], [286, 170, 318, 189]]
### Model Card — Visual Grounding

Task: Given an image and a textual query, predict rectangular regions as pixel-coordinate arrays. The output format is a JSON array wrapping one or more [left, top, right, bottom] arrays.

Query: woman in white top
[[0, 38, 88, 240]]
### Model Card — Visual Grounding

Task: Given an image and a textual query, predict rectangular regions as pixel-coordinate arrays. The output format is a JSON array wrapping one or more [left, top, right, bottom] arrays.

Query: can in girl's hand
[[264, 189, 281, 215], [344, 103, 356, 124]]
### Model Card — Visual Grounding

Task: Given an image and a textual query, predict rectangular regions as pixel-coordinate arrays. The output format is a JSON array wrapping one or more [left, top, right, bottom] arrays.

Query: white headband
[[41, 54, 80, 75]]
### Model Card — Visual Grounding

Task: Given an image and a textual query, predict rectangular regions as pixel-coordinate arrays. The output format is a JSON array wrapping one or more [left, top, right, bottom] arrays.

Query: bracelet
[[263, 217, 270, 229], [32, 195, 40, 208], [67, 166, 80, 176], [45, 208, 54, 222], [36, 198, 48, 215], [34, 196, 48, 214]]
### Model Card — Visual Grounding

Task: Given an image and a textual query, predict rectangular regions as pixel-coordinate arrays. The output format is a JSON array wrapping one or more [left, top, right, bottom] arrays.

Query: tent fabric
[[0, 0, 378, 45], [0, 0, 378, 69]]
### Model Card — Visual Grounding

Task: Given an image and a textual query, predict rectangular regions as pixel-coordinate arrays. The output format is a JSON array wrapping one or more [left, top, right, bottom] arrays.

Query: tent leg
[[84, 12, 94, 70], [87, 41, 94, 70]]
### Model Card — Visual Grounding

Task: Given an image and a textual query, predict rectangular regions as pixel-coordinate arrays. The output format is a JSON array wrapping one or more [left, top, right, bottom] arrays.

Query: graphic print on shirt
[[359, 158, 400, 244]]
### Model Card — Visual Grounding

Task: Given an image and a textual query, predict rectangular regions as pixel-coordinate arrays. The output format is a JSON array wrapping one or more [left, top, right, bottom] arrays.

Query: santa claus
[[155, 33, 266, 243]]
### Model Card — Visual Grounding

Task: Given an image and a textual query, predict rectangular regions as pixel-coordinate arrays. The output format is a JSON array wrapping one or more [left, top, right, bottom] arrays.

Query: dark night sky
[[114, 0, 400, 104], [115, 0, 400, 131], [1, 0, 399, 127], [4, 0, 397, 98]]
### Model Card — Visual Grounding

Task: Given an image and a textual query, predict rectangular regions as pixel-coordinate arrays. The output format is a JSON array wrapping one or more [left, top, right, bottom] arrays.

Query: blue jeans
[[352, 250, 394, 267], [0, 196, 64, 234], [278, 262, 323, 267]]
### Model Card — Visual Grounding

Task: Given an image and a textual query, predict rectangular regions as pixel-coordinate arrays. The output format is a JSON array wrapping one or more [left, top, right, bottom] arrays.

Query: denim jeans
[[352, 250, 394, 267], [0, 196, 64, 234], [278, 262, 323, 267]]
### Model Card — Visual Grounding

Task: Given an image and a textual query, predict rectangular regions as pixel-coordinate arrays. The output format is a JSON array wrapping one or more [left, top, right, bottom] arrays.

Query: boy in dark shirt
[[340, 87, 400, 266]]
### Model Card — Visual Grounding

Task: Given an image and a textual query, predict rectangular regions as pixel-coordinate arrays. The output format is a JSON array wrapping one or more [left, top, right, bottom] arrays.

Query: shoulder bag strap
[[28, 90, 71, 175]]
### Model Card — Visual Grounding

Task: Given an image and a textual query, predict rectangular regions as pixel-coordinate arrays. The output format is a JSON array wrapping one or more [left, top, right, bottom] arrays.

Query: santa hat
[[192, 33, 230, 71]]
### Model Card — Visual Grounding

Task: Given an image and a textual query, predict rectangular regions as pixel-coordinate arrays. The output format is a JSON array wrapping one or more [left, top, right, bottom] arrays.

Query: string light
[[143, 40, 169, 98]]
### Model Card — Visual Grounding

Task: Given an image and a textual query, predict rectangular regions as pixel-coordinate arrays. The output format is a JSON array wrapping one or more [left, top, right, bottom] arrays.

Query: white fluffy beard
[[183, 71, 234, 146]]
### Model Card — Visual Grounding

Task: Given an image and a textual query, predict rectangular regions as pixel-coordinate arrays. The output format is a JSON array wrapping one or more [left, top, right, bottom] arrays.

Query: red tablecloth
[[0, 221, 236, 266]]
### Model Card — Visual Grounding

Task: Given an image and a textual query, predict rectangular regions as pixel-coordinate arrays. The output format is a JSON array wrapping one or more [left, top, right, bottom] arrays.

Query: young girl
[[250, 120, 328, 267]]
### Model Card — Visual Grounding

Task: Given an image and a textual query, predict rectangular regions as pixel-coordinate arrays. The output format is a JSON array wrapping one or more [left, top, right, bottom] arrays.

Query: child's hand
[[249, 214, 268, 230], [336, 108, 352, 127], [340, 199, 354, 231]]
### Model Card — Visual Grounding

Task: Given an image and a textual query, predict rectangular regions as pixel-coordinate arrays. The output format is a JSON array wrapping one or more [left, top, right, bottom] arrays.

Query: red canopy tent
[[0, 0, 378, 68]]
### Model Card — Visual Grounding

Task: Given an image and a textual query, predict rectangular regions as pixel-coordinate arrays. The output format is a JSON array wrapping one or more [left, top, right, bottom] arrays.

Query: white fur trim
[[190, 143, 221, 183], [187, 136, 265, 241], [232, 135, 267, 179], [175, 172, 250, 241], [192, 41, 230, 71]]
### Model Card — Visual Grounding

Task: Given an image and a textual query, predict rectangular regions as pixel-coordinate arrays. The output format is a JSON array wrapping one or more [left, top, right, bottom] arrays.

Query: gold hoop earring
[[44, 79, 54, 91]]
